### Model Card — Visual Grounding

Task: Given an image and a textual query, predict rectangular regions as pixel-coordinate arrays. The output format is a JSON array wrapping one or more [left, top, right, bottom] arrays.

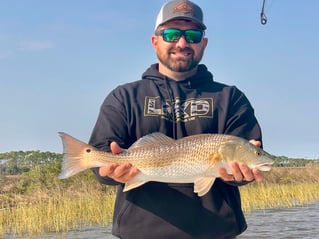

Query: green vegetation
[[0, 151, 62, 175], [1, 151, 319, 237]]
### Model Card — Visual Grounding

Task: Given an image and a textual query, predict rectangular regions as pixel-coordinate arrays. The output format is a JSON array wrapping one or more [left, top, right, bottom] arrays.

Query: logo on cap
[[173, 3, 194, 15]]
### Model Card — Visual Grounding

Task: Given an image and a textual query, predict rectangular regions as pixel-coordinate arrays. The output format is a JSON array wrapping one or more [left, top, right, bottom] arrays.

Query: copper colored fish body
[[58, 132, 274, 196]]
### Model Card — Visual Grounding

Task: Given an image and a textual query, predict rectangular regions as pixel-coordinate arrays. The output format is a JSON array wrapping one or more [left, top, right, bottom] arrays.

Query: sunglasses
[[155, 28, 204, 44]]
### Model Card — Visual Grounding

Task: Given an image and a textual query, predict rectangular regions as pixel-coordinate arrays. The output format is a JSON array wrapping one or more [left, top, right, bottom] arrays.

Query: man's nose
[[175, 35, 190, 48]]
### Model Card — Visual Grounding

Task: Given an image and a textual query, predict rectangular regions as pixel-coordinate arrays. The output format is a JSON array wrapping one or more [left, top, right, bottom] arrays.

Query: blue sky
[[1, 0, 318, 159]]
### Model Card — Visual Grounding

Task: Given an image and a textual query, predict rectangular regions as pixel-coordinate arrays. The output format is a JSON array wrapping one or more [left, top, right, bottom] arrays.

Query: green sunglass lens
[[185, 30, 202, 43], [163, 29, 182, 42]]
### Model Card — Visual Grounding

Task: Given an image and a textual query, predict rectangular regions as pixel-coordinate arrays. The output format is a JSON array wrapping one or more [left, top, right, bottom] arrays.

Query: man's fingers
[[249, 139, 262, 147], [230, 162, 244, 181], [219, 167, 234, 181], [99, 162, 140, 184], [238, 163, 254, 182], [110, 142, 123, 154], [99, 163, 118, 177], [252, 168, 264, 182], [219, 162, 263, 182], [113, 162, 133, 178], [113, 163, 140, 183]]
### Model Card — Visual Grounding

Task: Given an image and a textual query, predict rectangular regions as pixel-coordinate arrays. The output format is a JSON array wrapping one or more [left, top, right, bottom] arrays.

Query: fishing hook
[[260, 0, 267, 25]]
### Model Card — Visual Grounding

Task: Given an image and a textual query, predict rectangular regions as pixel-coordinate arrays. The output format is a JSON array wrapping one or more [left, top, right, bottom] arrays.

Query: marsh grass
[[240, 183, 319, 214], [1, 165, 319, 237], [0, 188, 115, 238], [240, 164, 319, 213]]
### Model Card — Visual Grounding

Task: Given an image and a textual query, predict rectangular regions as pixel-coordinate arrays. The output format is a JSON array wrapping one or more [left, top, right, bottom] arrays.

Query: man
[[89, 0, 263, 238]]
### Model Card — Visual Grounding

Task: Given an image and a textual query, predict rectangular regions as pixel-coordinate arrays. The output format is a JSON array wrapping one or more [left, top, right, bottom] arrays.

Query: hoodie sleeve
[[89, 87, 130, 185], [224, 86, 262, 143], [222, 86, 263, 186]]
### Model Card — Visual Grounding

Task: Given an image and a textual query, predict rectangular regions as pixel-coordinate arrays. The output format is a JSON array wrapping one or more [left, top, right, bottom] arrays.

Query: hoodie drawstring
[[164, 78, 177, 139]]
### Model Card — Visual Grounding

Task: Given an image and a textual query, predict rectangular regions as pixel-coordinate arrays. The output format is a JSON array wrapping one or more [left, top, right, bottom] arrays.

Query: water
[[7, 203, 319, 239], [4, 227, 117, 239], [239, 203, 319, 239]]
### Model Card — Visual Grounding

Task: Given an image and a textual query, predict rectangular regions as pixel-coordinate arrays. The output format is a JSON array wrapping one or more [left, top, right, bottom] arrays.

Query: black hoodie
[[89, 64, 262, 239]]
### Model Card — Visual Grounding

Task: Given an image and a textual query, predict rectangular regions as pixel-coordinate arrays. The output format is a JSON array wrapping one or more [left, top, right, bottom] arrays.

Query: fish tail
[[58, 132, 98, 179]]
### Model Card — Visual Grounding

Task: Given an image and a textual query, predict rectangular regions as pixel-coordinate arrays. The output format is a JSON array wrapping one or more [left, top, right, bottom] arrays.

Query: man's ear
[[201, 37, 208, 49], [151, 35, 158, 48]]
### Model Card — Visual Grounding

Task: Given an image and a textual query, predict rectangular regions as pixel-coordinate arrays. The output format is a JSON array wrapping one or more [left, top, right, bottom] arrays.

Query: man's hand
[[98, 142, 140, 183], [219, 139, 264, 183]]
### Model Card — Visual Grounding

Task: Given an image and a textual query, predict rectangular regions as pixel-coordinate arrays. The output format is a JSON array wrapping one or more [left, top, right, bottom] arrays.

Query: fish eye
[[256, 150, 261, 156], [86, 149, 91, 153]]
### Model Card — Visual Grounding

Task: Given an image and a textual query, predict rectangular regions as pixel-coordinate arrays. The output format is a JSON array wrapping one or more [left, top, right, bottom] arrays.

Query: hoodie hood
[[142, 64, 214, 89]]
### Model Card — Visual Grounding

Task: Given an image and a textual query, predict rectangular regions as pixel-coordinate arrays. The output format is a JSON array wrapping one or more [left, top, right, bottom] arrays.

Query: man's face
[[152, 20, 208, 73]]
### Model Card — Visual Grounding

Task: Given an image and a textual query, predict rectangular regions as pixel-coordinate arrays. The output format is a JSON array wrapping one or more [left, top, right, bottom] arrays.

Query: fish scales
[[87, 134, 227, 176]]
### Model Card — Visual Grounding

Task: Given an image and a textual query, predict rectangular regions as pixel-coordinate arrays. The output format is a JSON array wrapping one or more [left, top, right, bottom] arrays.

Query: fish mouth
[[255, 162, 274, 171]]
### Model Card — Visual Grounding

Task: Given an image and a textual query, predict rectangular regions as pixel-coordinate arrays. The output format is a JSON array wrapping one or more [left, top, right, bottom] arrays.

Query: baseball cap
[[155, 0, 206, 31]]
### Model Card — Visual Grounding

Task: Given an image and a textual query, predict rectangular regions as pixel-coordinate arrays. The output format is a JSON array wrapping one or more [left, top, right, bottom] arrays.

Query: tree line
[[0, 151, 62, 176]]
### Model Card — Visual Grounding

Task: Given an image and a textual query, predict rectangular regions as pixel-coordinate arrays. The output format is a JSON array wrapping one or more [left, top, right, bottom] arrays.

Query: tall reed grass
[[240, 164, 319, 213], [240, 183, 319, 214]]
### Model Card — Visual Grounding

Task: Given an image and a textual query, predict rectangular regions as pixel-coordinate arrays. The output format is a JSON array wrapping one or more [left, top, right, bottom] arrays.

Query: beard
[[156, 47, 204, 73]]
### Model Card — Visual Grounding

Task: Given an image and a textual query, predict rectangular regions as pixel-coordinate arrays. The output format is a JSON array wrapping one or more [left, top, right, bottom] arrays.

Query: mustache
[[171, 47, 194, 54]]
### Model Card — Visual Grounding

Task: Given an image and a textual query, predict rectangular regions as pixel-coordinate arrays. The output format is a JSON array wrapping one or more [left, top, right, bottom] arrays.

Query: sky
[[0, 0, 318, 159]]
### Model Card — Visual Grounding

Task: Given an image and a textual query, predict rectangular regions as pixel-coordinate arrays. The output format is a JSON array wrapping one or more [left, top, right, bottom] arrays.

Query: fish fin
[[209, 153, 222, 168], [194, 177, 216, 197], [58, 132, 100, 179], [129, 132, 174, 149], [123, 175, 148, 192]]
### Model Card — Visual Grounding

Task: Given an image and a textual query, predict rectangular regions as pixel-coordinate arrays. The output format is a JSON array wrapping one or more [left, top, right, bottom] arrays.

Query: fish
[[58, 132, 274, 196]]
